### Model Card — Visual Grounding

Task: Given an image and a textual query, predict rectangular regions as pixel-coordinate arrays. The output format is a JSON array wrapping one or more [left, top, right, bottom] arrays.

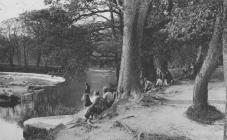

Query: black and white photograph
[[0, 0, 227, 140]]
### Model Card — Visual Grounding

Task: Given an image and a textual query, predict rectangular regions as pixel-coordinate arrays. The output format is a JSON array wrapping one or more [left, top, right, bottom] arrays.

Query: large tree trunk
[[154, 55, 168, 79], [141, 55, 156, 82], [192, 15, 222, 111], [117, 0, 151, 98], [223, 0, 227, 138], [151, 39, 170, 80]]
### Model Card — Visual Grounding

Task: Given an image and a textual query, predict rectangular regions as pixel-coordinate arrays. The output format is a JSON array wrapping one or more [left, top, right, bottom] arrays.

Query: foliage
[[20, 7, 91, 74], [143, 0, 222, 68], [0, 35, 9, 61], [165, 0, 220, 44], [0, 0, 122, 72]]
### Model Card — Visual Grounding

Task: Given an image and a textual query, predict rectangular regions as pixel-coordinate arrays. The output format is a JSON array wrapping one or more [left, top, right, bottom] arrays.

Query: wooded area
[[1, 0, 227, 139]]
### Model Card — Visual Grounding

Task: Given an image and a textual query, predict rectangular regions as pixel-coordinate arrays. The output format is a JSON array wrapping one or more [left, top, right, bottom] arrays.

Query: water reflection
[[0, 117, 23, 140], [0, 69, 116, 140]]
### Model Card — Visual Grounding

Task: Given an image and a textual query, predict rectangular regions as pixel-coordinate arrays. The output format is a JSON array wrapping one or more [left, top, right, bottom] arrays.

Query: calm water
[[0, 69, 116, 140]]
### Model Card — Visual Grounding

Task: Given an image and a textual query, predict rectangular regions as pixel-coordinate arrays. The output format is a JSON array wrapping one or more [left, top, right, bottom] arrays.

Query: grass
[[186, 105, 224, 124]]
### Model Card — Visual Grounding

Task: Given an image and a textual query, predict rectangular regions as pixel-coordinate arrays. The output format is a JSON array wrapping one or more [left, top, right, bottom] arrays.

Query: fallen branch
[[137, 132, 144, 140], [121, 115, 135, 120], [114, 120, 137, 137], [68, 122, 87, 129], [113, 121, 148, 140]]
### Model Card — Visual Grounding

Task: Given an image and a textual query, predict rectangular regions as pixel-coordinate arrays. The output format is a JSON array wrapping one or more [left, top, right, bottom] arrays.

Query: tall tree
[[117, 0, 151, 98], [223, 0, 227, 138], [187, 12, 223, 121]]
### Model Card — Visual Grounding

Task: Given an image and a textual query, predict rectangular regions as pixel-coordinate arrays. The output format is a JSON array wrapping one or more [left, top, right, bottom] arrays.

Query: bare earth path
[[56, 69, 225, 140]]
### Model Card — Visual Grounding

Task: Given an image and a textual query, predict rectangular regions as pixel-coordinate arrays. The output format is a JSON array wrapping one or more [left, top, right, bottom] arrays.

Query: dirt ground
[[55, 67, 225, 140]]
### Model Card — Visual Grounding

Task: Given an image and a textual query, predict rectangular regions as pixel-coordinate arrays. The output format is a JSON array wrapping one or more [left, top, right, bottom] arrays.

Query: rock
[[24, 115, 73, 130], [23, 115, 73, 139]]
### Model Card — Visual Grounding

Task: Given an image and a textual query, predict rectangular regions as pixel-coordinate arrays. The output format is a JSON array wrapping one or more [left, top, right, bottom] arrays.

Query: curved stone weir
[[0, 72, 65, 106]]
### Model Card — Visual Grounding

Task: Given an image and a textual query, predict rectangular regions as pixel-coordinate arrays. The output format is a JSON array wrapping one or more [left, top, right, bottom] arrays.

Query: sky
[[0, 0, 46, 22]]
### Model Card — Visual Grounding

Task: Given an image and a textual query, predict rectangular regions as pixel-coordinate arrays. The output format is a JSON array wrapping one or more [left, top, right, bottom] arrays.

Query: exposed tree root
[[98, 97, 130, 120], [113, 120, 137, 138], [140, 93, 166, 106], [121, 115, 135, 120], [113, 120, 190, 140], [139, 133, 189, 140], [98, 103, 119, 120], [68, 121, 87, 129]]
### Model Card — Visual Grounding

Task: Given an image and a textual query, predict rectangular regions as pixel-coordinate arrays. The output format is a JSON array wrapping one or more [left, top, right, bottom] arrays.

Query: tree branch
[[167, 0, 173, 16], [72, 9, 111, 22], [71, 7, 121, 23], [145, 18, 172, 35]]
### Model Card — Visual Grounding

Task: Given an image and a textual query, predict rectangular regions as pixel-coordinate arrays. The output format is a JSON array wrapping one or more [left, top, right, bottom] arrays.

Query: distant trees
[[61, 0, 123, 74], [0, 18, 24, 67], [21, 8, 71, 67], [0, 0, 123, 75], [19, 7, 91, 74], [0, 35, 9, 63]]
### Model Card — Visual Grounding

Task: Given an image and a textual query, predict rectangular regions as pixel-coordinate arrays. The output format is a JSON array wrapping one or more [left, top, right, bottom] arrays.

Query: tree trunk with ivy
[[154, 54, 168, 79], [141, 55, 156, 82], [117, 0, 151, 98], [193, 45, 204, 77]]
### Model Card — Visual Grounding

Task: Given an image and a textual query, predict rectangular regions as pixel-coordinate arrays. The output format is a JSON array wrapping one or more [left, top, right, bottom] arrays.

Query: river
[[0, 69, 116, 140]]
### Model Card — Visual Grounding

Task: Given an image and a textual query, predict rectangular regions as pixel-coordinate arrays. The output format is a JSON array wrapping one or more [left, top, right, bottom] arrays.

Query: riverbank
[[22, 67, 225, 140], [53, 79, 224, 140], [23, 107, 88, 140], [23, 78, 225, 140], [0, 72, 68, 140]]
